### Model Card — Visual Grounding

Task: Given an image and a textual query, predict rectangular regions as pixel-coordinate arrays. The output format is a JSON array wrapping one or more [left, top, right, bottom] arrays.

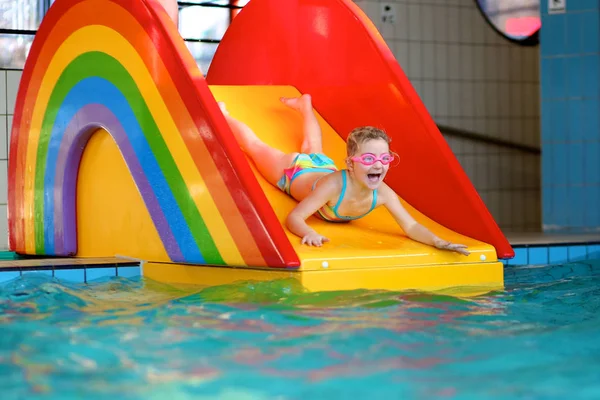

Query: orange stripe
[[18, 0, 267, 265]]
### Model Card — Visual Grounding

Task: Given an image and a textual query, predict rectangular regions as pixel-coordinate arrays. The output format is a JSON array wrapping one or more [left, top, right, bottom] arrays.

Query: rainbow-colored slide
[[7, 0, 512, 293]]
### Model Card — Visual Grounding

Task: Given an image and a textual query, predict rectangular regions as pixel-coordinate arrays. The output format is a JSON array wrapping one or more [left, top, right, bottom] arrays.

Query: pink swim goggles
[[351, 153, 395, 166]]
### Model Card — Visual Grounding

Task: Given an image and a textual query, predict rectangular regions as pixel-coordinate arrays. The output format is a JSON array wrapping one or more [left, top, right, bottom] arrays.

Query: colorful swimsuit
[[277, 154, 378, 222], [277, 153, 338, 195]]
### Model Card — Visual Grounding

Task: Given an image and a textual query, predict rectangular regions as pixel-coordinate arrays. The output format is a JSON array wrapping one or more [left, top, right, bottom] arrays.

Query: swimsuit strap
[[331, 170, 377, 220], [330, 170, 348, 218]]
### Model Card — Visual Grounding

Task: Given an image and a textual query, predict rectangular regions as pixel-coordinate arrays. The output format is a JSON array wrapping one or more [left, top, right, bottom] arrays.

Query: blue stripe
[[42, 77, 204, 262]]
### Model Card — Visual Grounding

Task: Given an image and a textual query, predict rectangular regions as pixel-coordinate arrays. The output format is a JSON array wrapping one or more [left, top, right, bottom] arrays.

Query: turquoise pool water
[[1, 261, 599, 399]]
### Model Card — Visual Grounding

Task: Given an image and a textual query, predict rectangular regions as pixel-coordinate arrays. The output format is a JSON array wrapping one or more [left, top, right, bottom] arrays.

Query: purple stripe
[[53, 104, 183, 259]]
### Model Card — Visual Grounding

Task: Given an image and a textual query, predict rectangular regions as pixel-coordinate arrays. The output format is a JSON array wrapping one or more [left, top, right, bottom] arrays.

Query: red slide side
[[207, 0, 514, 259]]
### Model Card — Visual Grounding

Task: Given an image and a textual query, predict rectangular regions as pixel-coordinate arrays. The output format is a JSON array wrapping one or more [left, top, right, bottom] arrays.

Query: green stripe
[[35, 51, 224, 264]]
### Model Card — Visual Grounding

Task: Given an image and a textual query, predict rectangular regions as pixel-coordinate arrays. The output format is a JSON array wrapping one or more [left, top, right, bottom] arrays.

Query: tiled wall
[[0, 0, 543, 250], [0, 264, 141, 284], [354, 0, 541, 232], [0, 69, 20, 250], [506, 243, 600, 266], [540, 1, 600, 233]]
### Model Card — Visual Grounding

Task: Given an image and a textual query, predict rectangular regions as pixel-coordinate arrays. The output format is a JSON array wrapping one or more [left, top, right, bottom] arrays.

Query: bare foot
[[280, 94, 312, 112], [217, 101, 229, 116]]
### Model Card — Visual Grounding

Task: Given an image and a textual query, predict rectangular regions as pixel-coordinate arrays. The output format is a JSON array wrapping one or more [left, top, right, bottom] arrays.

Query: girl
[[219, 95, 469, 256]]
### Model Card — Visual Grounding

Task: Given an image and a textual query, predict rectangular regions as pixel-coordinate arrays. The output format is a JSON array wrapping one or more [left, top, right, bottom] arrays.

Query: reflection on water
[[1, 261, 600, 399]]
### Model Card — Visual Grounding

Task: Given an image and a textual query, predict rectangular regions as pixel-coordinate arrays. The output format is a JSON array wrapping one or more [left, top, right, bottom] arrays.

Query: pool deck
[[0, 233, 599, 284], [505, 232, 600, 266]]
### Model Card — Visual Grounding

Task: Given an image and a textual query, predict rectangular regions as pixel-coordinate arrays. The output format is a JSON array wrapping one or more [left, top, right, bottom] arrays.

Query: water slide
[[7, 0, 511, 292]]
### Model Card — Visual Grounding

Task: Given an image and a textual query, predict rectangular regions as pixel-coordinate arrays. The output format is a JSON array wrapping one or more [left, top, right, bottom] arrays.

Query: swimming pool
[[1, 260, 599, 399]]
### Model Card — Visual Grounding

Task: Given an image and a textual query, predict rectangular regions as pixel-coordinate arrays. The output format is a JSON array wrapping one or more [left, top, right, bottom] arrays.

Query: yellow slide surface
[[210, 86, 499, 272]]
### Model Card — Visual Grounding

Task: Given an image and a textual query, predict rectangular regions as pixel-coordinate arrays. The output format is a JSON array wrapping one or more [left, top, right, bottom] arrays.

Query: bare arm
[[285, 174, 340, 246], [379, 184, 470, 255]]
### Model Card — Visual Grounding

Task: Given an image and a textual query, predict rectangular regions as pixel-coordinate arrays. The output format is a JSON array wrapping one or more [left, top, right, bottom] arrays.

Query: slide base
[[143, 261, 504, 296]]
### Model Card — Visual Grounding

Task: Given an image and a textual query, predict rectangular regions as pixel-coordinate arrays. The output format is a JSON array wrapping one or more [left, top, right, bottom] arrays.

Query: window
[[0, 0, 248, 71], [475, 0, 540, 45], [178, 0, 248, 74], [0, 0, 47, 68]]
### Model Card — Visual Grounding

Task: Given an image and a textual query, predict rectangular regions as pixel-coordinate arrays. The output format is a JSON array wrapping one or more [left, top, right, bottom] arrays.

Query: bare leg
[[218, 102, 297, 187], [280, 94, 323, 154]]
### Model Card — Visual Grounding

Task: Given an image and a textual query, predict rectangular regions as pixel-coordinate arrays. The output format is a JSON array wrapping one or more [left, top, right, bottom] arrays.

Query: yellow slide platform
[[144, 86, 504, 293]]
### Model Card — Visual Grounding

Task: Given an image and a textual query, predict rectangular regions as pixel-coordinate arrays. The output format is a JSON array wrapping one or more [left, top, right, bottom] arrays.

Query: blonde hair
[[346, 126, 391, 156]]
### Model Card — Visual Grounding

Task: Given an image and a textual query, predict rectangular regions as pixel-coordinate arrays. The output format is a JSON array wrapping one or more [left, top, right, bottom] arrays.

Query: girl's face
[[348, 138, 392, 190]]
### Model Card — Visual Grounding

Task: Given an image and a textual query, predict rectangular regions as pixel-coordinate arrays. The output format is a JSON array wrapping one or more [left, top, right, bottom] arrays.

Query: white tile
[[361, 1, 380, 27], [474, 154, 489, 190], [408, 42, 422, 79], [459, 7, 472, 43], [461, 117, 475, 132], [489, 154, 502, 190], [523, 156, 538, 187], [421, 5, 435, 41], [461, 45, 474, 80], [472, 8, 487, 45], [460, 154, 476, 181], [474, 117, 487, 135], [524, 83, 538, 118], [434, 44, 448, 79], [395, 3, 410, 40], [448, 133, 464, 154], [512, 154, 524, 189], [498, 83, 510, 117], [485, 46, 499, 81], [6, 70, 22, 115], [524, 118, 538, 147], [523, 118, 542, 147], [423, 80, 436, 116], [407, 4, 421, 40], [458, 82, 473, 117], [448, 44, 461, 79], [7, 116, 12, 159], [502, 192, 515, 229], [0, 116, 6, 160], [395, 40, 409, 70], [447, 7, 460, 42], [525, 190, 539, 228], [482, 22, 497, 46], [0, 160, 6, 205], [0, 204, 7, 250], [498, 46, 511, 81], [512, 192, 526, 229], [498, 118, 511, 141], [499, 154, 513, 190], [473, 82, 486, 117], [448, 81, 462, 117], [512, 119, 525, 144], [472, 46, 486, 81], [0, 71, 5, 115], [487, 82, 499, 117], [509, 46, 523, 82], [529, 48, 540, 83], [510, 84, 524, 118], [411, 79, 422, 99], [380, 17, 395, 40], [435, 81, 449, 117], [444, 116, 458, 130], [488, 191, 501, 221], [433, 5, 448, 42], [422, 43, 436, 79]]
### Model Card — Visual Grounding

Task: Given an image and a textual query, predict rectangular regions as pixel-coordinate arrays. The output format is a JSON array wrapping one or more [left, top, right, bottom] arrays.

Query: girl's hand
[[301, 232, 330, 247], [434, 238, 470, 256]]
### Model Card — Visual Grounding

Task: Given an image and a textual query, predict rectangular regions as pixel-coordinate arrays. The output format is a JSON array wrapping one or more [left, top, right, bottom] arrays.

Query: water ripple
[[0, 261, 599, 399]]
